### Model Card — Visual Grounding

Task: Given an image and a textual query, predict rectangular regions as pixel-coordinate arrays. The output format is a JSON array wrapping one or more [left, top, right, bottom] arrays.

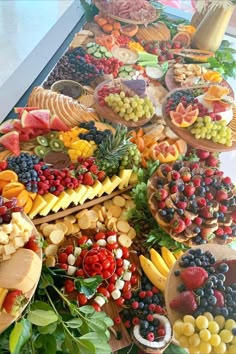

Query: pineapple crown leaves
[[195, 0, 236, 13]]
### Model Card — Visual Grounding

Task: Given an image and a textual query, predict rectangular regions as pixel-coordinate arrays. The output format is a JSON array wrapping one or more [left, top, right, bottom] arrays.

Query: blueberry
[[174, 270, 180, 276], [217, 263, 229, 273], [200, 298, 208, 307], [196, 288, 204, 297], [177, 284, 186, 292], [221, 307, 229, 317], [217, 273, 226, 282], [208, 295, 217, 305]]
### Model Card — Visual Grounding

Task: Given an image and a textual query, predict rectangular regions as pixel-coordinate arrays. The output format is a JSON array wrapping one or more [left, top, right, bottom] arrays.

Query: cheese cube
[[40, 193, 59, 216], [0, 231, 9, 245], [119, 169, 132, 189], [9, 224, 21, 238], [2, 223, 13, 234], [106, 175, 121, 194], [0, 245, 4, 254], [13, 237, 25, 248], [3, 242, 16, 256]]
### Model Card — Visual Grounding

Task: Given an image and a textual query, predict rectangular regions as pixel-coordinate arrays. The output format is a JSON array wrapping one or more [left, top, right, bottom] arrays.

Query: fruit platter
[[0, 1, 236, 353], [165, 244, 236, 354], [93, 78, 156, 127], [162, 85, 236, 152]]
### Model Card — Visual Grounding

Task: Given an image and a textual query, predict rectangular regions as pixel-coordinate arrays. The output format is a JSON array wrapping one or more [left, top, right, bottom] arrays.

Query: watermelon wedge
[[50, 114, 70, 131], [0, 131, 20, 156], [14, 106, 39, 115], [0, 119, 18, 134], [212, 101, 230, 113], [30, 109, 50, 129], [21, 110, 49, 130]]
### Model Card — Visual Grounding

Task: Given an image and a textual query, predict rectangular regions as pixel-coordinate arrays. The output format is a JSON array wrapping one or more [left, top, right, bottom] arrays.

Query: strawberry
[[0, 161, 7, 170], [199, 206, 213, 219], [89, 164, 99, 174], [204, 177, 213, 185], [197, 198, 207, 207], [180, 267, 208, 290], [206, 192, 213, 201], [184, 184, 195, 197], [215, 190, 228, 202], [58, 253, 68, 263], [2, 290, 26, 315], [224, 226, 232, 235], [171, 171, 180, 180], [190, 162, 200, 170], [97, 171, 106, 182], [204, 168, 214, 177], [214, 290, 224, 307], [65, 245, 74, 255], [176, 201, 187, 210], [223, 176, 232, 185], [181, 171, 191, 182], [82, 172, 94, 186], [170, 218, 186, 234], [206, 155, 219, 167], [170, 290, 197, 314], [194, 217, 203, 226], [155, 188, 168, 201], [192, 177, 201, 187], [215, 227, 224, 237], [64, 279, 75, 293], [85, 157, 96, 166], [170, 185, 178, 193], [196, 149, 210, 160], [183, 217, 192, 226], [24, 235, 41, 253]]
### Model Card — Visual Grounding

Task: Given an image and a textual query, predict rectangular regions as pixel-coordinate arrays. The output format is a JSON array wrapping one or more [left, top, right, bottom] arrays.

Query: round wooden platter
[[93, 80, 154, 128], [162, 86, 236, 153], [165, 244, 236, 325], [94, 0, 160, 25], [165, 67, 235, 98], [0, 215, 42, 334]]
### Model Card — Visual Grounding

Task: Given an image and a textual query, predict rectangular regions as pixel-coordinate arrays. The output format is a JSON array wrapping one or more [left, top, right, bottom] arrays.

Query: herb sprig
[[207, 40, 236, 79]]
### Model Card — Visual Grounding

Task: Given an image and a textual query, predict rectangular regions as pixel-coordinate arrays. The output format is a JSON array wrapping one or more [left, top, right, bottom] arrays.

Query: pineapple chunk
[[106, 175, 121, 194], [74, 185, 87, 205], [129, 171, 138, 185], [28, 195, 47, 219], [119, 169, 132, 189], [40, 193, 59, 216], [62, 189, 77, 210], [79, 186, 91, 205], [91, 180, 103, 198], [100, 177, 112, 195], [52, 191, 70, 213], [86, 186, 96, 200]]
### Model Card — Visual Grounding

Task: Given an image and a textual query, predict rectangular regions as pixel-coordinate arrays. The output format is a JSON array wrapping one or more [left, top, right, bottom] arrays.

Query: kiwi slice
[[37, 136, 48, 146], [49, 138, 64, 151], [34, 146, 50, 158], [47, 131, 59, 140]]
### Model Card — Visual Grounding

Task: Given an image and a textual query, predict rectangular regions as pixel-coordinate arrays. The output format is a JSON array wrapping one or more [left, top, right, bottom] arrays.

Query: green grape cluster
[[120, 143, 141, 169], [190, 116, 232, 146], [105, 91, 155, 122]]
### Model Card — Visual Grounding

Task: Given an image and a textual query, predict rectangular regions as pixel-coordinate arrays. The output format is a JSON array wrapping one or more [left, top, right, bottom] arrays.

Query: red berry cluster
[[83, 54, 123, 78], [97, 85, 121, 106], [0, 197, 23, 223], [192, 98, 222, 121], [76, 157, 106, 185], [57, 230, 138, 311], [143, 40, 184, 61]]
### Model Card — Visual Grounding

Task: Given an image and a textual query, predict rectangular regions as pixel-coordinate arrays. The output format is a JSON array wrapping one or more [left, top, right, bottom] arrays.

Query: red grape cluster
[[84, 54, 123, 77]]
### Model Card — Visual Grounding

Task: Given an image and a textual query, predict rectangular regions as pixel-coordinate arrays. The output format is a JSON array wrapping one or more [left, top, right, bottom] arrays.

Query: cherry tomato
[[129, 263, 137, 273], [92, 243, 100, 250], [92, 302, 101, 312], [76, 269, 85, 277], [102, 259, 111, 270], [91, 263, 103, 273], [103, 270, 112, 279], [94, 232, 106, 240], [91, 255, 99, 263], [116, 297, 125, 307], [106, 231, 116, 237], [116, 267, 124, 277], [109, 273, 118, 284], [77, 235, 88, 245], [77, 293, 88, 305], [97, 286, 110, 299], [123, 291, 132, 300], [116, 258, 123, 267], [98, 252, 106, 262], [122, 247, 129, 259], [81, 249, 88, 258], [84, 256, 93, 265], [107, 283, 116, 293], [75, 256, 83, 267], [106, 242, 119, 251], [123, 281, 131, 293], [130, 274, 138, 285]]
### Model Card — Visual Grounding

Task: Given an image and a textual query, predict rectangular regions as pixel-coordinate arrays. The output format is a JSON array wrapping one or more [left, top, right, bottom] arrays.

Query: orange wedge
[[2, 186, 26, 200], [204, 85, 230, 101], [16, 190, 29, 207], [28, 192, 37, 200], [0, 180, 8, 192], [23, 197, 33, 214], [0, 170, 18, 182], [2, 182, 25, 193]]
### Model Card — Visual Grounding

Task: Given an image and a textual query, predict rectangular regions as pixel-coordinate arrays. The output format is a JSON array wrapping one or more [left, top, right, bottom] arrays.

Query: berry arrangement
[[0, 197, 23, 223], [142, 40, 184, 61]]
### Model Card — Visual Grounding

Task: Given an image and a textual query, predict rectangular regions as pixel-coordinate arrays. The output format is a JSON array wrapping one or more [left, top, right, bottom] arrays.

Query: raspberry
[[146, 332, 155, 341], [139, 291, 146, 299], [131, 301, 139, 309], [124, 320, 131, 328], [155, 305, 164, 314], [224, 226, 232, 235], [219, 205, 228, 212], [223, 176, 232, 185], [114, 316, 122, 325], [151, 287, 159, 294], [146, 290, 153, 297], [132, 317, 140, 325], [215, 227, 224, 237], [148, 304, 156, 312], [206, 192, 214, 200], [194, 217, 203, 226], [147, 314, 154, 322], [183, 217, 192, 226], [157, 328, 166, 337]]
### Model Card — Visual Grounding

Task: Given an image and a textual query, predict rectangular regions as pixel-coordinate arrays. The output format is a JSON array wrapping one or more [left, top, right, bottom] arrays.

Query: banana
[[149, 248, 170, 277], [161, 247, 176, 270], [0, 288, 8, 308], [139, 255, 166, 293], [174, 250, 184, 260]]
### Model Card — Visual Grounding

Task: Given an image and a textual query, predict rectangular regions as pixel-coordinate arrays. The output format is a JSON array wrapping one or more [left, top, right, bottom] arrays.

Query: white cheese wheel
[[0, 248, 41, 293]]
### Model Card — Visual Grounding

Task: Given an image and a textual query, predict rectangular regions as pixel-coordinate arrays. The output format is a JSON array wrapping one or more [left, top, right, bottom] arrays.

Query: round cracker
[[113, 195, 126, 207]]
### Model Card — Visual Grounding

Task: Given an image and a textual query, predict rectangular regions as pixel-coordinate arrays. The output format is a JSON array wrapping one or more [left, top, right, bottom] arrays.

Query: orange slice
[[0, 170, 18, 182], [16, 190, 29, 207], [28, 192, 37, 200], [170, 103, 199, 128], [204, 85, 230, 101], [2, 186, 26, 200], [2, 182, 25, 193], [0, 180, 8, 192], [23, 197, 33, 214]]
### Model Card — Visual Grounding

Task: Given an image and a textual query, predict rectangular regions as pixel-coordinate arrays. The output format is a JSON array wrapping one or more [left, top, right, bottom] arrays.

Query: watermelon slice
[[30, 109, 50, 129], [14, 106, 39, 115], [0, 131, 20, 156], [21, 110, 49, 130], [212, 101, 230, 113], [0, 119, 18, 134], [50, 114, 70, 131]]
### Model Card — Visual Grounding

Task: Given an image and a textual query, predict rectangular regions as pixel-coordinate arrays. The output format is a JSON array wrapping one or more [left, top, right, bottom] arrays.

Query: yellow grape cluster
[[173, 313, 236, 354]]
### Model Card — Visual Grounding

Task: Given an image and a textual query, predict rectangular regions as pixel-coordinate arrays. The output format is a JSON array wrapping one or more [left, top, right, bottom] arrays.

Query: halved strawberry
[[2, 290, 26, 315]]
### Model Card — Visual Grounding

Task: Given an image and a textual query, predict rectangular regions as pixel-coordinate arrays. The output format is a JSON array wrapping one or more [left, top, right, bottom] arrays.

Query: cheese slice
[[52, 191, 70, 213], [106, 175, 121, 194], [0, 248, 41, 293], [62, 189, 77, 210], [28, 195, 47, 219], [40, 193, 58, 216], [74, 185, 87, 205], [119, 169, 132, 189]]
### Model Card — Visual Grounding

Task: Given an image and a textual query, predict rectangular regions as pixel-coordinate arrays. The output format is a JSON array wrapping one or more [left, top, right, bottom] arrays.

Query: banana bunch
[[139, 247, 182, 293]]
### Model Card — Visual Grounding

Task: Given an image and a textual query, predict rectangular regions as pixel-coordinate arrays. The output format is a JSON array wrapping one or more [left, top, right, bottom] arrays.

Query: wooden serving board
[[165, 244, 236, 325], [33, 186, 133, 225], [165, 67, 235, 97], [93, 80, 154, 128], [94, 1, 160, 25], [162, 86, 236, 153], [0, 215, 42, 334]]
